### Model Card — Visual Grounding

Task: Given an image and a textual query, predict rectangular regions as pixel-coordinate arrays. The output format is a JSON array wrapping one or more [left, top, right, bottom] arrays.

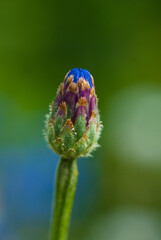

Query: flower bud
[[45, 68, 102, 159]]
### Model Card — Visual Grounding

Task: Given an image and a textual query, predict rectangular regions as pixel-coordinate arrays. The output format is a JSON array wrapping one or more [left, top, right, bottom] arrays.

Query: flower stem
[[50, 157, 78, 240]]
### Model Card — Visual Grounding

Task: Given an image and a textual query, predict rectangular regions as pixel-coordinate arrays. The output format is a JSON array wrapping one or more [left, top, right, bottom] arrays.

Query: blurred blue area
[[2, 147, 55, 221], [0, 145, 56, 239]]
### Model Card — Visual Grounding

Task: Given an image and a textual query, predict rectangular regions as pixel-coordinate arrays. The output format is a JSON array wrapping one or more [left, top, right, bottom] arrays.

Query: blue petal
[[66, 68, 93, 88]]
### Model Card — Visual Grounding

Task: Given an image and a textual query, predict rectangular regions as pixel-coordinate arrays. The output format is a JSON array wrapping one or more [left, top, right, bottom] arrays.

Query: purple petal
[[89, 95, 97, 118], [63, 82, 69, 95], [64, 91, 78, 118], [72, 106, 87, 125], [79, 88, 90, 103]]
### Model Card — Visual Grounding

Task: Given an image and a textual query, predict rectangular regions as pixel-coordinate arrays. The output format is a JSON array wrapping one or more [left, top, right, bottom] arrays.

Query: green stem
[[50, 157, 78, 240]]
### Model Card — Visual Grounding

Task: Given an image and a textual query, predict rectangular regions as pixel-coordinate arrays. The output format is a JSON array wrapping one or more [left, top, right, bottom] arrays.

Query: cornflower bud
[[45, 68, 102, 159]]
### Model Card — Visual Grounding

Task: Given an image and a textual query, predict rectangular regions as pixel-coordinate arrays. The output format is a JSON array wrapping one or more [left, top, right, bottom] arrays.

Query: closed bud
[[45, 68, 102, 159]]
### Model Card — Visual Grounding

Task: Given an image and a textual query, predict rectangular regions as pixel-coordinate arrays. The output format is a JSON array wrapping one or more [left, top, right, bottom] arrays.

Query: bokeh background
[[1, 0, 161, 239]]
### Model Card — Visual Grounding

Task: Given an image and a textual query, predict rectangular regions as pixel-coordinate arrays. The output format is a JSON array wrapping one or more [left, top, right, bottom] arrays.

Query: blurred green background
[[1, 0, 161, 239]]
